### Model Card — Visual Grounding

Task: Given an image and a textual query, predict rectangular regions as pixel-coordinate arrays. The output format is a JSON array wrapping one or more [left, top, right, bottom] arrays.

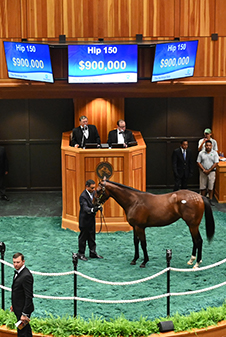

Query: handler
[[77, 179, 103, 261]]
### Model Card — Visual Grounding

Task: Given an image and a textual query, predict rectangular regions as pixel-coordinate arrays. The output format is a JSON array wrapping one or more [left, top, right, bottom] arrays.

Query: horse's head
[[93, 179, 110, 205]]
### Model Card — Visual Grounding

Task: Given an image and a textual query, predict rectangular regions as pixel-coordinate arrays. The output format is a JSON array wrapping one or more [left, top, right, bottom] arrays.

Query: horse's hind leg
[[188, 227, 203, 268], [130, 228, 139, 265], [187, 239, 197, 265]]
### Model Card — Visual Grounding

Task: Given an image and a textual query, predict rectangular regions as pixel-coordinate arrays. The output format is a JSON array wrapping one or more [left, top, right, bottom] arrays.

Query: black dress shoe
[[89, 252, 103, 259], [77, 253, 88, 261], [1, 195, 9, 201]]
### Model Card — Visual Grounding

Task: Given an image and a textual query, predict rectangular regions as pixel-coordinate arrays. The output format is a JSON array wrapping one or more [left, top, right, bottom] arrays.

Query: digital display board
[[151, 40, 198, 82], [3, 41, 54, 83], [68, 44, 138, 83]]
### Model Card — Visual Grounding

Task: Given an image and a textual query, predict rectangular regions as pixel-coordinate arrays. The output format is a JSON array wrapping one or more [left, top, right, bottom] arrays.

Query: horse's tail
[[202, 196, 215, 241]]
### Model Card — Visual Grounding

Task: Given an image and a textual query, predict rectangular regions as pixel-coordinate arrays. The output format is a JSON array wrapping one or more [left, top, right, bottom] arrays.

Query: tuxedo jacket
[[172, 147, 193, 179], [11, 267, 34, 319], [107, 129, 135, 146], [70, 125, 101, 147], [0, 146, 8, 176], [79, 189, 96, 229]]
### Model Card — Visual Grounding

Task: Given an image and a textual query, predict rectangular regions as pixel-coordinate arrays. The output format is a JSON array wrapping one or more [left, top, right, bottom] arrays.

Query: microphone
[[83, 125, 88, 131]]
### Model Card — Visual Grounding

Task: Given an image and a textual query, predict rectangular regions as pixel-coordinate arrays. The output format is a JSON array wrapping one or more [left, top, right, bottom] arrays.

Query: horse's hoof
[[193, 260, 202, 269], [140, 263, 146, 268], [187, 255, 196, 265], [130, 260, 136, 265]]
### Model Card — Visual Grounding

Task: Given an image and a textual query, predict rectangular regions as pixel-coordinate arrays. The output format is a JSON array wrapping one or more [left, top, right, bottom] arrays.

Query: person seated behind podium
[[70, 115, 101, 148], [107, 119, 135, 148]]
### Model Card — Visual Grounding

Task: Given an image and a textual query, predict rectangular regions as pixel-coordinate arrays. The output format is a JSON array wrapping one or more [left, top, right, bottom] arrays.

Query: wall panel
[[0, 0, 22, 38], [179, 0, 215, 37], [215, 0, 226, 36], [26, 0, 63, 38], [213, 97, 226, 155], [193, 37, 214, 77], [215, 37, 226, 77], [62, 0, 175, 39]]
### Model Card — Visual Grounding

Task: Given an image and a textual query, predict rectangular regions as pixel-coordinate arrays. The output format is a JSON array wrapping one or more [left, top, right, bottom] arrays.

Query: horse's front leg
[[140, 239, 149, 268], [130, 228, 139, 265], [135, 226, 149, 268]]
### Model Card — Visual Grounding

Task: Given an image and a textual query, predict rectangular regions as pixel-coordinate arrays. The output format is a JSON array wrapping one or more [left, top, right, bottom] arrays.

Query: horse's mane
[[105, 179, 146, 193]]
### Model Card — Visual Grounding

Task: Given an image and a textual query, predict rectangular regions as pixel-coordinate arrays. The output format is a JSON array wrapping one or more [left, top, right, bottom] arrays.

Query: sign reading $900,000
[[152, 40, 198, 82], [68, 44, 138, 83], [3, 41, 54, 83]]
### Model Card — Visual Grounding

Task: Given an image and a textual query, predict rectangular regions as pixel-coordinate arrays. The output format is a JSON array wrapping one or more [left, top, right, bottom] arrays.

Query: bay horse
[[94, 179, 215, 268]]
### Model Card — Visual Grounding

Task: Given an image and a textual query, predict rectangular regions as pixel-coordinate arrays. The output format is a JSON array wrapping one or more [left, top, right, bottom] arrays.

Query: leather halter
[[95, 180, 106, 205]]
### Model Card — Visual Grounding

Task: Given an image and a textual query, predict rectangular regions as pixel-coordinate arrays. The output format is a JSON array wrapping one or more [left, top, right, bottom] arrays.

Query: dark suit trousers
[[173, 175, 188, 191], [0, 175, 6, 196], [14, 312, 32, 337], [78, 225, 96, 255]]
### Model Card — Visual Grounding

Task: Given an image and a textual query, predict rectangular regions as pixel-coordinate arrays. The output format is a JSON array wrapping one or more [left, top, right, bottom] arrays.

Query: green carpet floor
[[1, 212, 226, 321]]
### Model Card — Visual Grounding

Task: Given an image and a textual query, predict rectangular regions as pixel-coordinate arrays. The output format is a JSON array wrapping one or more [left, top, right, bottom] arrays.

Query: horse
[[94, 179, 215, 268]]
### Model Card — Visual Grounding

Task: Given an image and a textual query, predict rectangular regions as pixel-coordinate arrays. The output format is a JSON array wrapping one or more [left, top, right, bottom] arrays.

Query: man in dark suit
[[107, 119, 135, 147], [0, 146, 9, 201], [77, 179, 103, 261], [172, 139, 193, 191], [70, 115, 101, 148], [11, 253, 34, 337]]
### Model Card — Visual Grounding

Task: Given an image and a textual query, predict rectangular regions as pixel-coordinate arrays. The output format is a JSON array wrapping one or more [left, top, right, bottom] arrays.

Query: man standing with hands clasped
[[77, 179, 103, 261], [197, 140, 219, 206], [172, 139, 193, 191], [11, 253, 34, 337]]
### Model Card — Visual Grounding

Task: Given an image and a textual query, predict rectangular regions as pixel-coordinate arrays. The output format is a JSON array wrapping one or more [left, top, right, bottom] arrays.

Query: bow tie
[[119, 131, 124, 134], [14, 270, 18, 274]]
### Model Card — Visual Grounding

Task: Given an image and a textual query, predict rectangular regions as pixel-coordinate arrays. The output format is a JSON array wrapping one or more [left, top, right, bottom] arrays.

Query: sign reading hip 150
[[68, 44, 138, 83]]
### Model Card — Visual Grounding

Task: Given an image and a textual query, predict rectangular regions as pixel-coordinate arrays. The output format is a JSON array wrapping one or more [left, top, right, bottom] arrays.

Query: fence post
[[72, 253, 78, 318], [166, 249, 172, 317], [0, 242, 6, 310]]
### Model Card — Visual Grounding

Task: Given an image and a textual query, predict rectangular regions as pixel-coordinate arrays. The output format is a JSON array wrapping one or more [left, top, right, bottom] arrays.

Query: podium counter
[[61, 131, 146, 232]]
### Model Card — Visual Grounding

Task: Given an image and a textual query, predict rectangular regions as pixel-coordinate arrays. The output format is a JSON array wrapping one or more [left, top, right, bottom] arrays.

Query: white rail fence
[[0, 257, 226, 306]]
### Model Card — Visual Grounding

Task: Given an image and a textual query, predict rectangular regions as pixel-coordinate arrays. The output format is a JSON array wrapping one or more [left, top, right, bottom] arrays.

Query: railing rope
[[1, 246, 226, 317]]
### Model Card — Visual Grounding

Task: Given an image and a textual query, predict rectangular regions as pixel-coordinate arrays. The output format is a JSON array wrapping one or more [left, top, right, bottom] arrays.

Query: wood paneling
[[213, 97, 226, 155], [215, 162, 226, 203], [62, 0, 175, 38], [214, 38, 226, 77], [73, 98, 124, 144], [192, 37, 214, 77], [26, 0, 63, 38], [0, 0, 22, 38], [215, 0, 226, 36], [179, 0, 215, 37], [0, 0, 226, 84]]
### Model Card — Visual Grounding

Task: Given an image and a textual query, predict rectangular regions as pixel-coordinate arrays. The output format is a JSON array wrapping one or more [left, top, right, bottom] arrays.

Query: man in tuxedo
[[172, 140, 193, 191], [0, 146, 9, 201], [107, 119, 135, 147], [70, 115, 101, 148], [11, 253, 34, 337], [77, 179, 103, 261]]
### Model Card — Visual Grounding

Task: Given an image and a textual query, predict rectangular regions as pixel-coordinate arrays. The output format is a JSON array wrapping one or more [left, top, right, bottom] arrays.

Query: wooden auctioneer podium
[[61, 131, 146, 232]]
